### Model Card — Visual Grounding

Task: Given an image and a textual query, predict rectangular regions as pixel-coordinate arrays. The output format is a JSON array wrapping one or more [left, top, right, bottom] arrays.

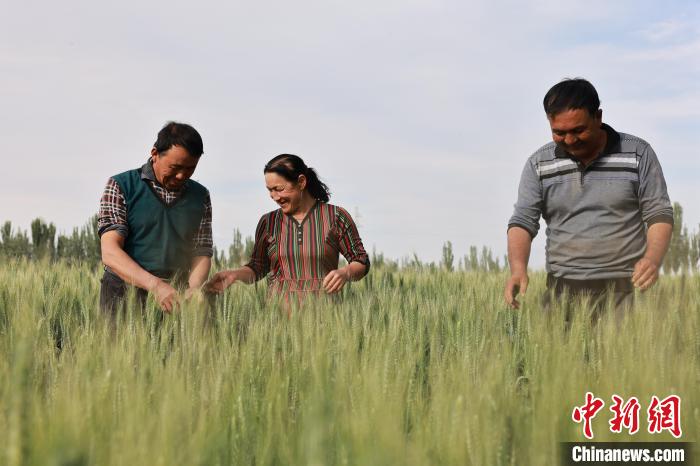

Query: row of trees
[[440, 241, 507, 273], [0, 215, 100, 264], [0, 216, 252, 269], [0, 217, 508, 273], [664, 203, 700, 274], [213, 229, 255, 269], [1, 203, 699, 273]]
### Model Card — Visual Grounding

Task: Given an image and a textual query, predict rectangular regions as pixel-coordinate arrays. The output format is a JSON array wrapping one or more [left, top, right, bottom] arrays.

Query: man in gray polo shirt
[[504, 78, 673, 316]]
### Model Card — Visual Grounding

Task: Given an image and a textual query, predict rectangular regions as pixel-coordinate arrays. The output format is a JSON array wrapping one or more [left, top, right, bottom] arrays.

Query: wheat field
[[0, 259, 697, 465]]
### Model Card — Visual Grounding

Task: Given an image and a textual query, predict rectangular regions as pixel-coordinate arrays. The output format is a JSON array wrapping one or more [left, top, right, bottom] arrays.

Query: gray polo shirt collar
[[553, 123, 621, 159]]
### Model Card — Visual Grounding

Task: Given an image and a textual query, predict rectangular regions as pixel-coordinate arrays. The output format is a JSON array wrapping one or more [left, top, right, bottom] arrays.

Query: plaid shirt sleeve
[[193, 193, 213, 257], [98, 178, 129, 237]]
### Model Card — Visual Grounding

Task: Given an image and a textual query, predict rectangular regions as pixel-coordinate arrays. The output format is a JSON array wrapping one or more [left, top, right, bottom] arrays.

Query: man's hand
[[505, 226, 532, 309], [205, 271, 237, 294], [323, 268, 350, 294], [151, 280, 179, 313], [632, 223, 672, 292], [504, 272, 529, 309], [632, 257, 660, 291]]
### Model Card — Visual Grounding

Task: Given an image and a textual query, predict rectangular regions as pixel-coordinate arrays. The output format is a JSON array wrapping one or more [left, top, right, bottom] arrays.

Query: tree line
[[1, 202, 699, 274], [0, 215, 101, 264], [0, 216, 257, 270]]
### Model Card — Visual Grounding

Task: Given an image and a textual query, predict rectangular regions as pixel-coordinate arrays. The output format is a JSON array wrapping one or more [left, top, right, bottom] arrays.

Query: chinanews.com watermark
[[562, 442, 691, 465], [560, 392, 694, 465]]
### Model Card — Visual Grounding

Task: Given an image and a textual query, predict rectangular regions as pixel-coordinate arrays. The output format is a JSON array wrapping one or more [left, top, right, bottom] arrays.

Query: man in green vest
[[98, 122, 213, 315]]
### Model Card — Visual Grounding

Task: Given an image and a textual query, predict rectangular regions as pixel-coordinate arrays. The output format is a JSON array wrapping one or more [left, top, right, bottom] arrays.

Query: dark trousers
[[99, 269, 149, 318], [99, 269, 216, 326], [543, 273, 634, 324]]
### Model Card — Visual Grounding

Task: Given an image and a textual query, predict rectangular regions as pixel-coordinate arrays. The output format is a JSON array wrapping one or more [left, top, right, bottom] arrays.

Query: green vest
[[112, 169, 208, 277]]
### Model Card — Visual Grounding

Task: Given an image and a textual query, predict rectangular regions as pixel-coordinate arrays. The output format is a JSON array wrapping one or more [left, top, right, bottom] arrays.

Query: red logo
[[609, 395, 640, 434], [572, 393, 682, 439], [648, 395, 682, 438], [572, 392, 605, 439]]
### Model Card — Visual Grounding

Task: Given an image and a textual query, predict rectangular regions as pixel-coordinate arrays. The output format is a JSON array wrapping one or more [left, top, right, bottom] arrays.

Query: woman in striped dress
[[206, 154, 369, 298]]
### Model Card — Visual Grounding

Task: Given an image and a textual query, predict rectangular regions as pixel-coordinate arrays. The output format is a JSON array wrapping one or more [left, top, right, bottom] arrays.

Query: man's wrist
[[642, 255, 662, 268], [147, 277, 164, 292]]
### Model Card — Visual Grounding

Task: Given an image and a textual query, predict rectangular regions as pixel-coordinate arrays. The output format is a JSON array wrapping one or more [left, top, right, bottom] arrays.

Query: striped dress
[[245, 202, 370, 295]]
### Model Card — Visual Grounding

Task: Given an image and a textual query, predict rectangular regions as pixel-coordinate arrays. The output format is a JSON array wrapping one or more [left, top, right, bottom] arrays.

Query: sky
[[1, 0, 699, 266]]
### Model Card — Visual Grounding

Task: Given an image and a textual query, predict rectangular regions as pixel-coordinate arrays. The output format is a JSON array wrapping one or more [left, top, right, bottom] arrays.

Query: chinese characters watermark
[[572, 393, 681, 439]]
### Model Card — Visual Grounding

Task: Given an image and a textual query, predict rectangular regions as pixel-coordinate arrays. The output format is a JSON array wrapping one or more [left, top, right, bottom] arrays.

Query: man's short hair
[[154, 122, 204, 158], [543, 78, 600, 117]]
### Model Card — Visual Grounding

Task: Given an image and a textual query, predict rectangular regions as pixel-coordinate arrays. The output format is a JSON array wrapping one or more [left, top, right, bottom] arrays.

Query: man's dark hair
[[543, 78, 600, 116], [264, 154, 331, 202], [153, 122, 204, 158]]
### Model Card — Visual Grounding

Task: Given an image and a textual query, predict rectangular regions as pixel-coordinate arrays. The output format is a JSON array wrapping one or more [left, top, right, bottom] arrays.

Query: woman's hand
[[205, 270, 238, 294], [323, 268, 351, 294]]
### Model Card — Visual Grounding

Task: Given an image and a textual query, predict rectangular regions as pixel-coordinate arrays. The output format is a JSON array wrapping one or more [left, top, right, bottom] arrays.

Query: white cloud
[[624, 38, 700, 63], [638, 19, 696, 43]]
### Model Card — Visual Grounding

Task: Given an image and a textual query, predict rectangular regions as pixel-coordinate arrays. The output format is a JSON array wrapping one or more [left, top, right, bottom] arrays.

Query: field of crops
[[0, 259, 697, 465]]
